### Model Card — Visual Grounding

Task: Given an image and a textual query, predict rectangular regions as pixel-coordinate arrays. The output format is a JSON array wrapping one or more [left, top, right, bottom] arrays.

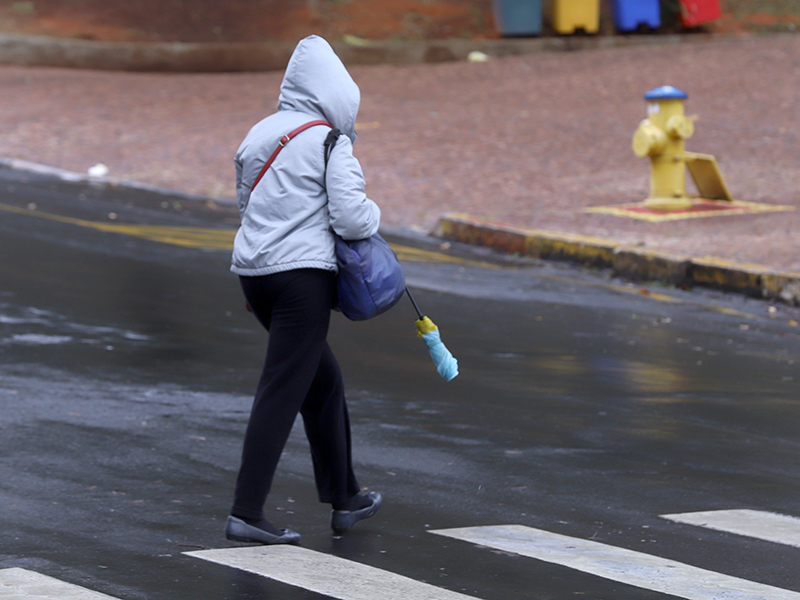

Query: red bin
[[679, 0, 721, 27]]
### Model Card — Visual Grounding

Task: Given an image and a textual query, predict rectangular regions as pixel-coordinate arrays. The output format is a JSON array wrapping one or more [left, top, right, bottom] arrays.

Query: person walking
[[225, 35, 382, 545]]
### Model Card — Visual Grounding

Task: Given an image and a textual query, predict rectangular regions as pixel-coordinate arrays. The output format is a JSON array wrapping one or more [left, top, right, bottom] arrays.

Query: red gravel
[[1, 35, 799, 270]]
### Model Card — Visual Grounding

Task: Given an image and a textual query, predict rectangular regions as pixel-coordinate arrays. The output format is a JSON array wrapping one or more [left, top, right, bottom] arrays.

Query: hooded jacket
[[231, 35, 380, 277]]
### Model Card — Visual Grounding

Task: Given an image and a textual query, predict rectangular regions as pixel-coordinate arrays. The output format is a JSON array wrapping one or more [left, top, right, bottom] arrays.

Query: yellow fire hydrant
[[632, 85, 732, 210]]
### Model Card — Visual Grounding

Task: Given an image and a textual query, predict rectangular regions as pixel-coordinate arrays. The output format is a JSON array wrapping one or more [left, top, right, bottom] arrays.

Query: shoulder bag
[[249, 120, 405, 321]]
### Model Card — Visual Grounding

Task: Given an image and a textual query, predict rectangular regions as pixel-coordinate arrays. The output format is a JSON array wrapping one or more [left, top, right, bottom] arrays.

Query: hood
[[278, 35, 360, 144]]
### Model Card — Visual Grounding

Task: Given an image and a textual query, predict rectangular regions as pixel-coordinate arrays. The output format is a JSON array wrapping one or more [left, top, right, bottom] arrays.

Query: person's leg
[[300, 339, 382, 534], [300, 342, 360, 506], [231, 269, 335, 522]]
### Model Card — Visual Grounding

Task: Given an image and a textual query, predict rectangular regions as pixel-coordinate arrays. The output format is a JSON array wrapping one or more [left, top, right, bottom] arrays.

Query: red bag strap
[[250, 119, 331, 193]]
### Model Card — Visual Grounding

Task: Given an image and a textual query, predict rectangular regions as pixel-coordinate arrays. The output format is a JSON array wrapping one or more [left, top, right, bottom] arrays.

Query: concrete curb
[[5, 156, 799, 305], [433, 213, 800, 306], [0, 157, 236, 205], [0, 31, 731, 72]]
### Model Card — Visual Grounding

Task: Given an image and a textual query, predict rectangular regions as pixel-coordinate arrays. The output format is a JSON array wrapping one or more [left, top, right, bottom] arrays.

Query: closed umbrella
[[406, 288, 459, 381]]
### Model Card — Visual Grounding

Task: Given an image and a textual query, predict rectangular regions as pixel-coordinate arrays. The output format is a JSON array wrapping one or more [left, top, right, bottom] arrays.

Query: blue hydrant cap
[[644, 86, 688, 101]]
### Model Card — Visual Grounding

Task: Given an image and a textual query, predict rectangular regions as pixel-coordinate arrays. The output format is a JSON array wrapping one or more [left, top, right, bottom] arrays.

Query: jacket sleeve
[[234, 152, 250, 219], [325, 135, 381, 240]]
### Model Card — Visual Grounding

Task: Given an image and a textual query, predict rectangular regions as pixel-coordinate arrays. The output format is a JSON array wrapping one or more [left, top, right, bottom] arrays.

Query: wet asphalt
[[1, 165, 800, 599]]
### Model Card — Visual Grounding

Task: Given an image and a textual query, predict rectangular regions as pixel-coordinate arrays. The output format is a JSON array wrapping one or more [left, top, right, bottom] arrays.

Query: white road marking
[[662, 509, 800, 548], [430, 525, 800, 600], [0, 568, 119, 599], [186, 545, 481, 600]]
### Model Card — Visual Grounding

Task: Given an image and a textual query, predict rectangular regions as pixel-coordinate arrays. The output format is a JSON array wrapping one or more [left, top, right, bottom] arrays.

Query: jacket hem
[[230, 260, 337, 277]]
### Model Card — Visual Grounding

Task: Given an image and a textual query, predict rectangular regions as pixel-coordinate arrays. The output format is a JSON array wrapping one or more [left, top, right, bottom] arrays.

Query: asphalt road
[[2, 165, 800, 600]]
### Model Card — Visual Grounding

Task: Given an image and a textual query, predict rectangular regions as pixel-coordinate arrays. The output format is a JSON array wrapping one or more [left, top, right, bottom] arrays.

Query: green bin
[[493, 0, 543, 36]]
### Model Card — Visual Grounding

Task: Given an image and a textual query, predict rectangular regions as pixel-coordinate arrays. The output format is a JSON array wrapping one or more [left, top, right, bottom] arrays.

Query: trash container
[[610, 0, 661, 31], [679, 0, 721, 27], [493, 0, 543, 36], [659, 0, 681, 31], [551, 0, 600, 34]]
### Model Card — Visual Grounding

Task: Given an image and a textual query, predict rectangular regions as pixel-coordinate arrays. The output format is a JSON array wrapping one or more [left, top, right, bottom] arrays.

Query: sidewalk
[[1, 33, 799, 303]]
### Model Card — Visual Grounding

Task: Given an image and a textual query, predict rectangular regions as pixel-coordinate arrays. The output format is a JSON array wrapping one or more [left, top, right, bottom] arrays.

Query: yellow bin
[[551, 0, 600, 34]]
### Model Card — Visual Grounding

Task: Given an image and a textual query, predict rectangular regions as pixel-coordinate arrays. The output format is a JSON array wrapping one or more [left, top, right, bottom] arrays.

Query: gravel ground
[[1, 34, 798, 270]]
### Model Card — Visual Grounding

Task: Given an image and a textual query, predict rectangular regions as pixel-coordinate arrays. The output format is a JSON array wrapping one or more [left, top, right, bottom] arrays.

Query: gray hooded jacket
[[231, 35, 380, 277]]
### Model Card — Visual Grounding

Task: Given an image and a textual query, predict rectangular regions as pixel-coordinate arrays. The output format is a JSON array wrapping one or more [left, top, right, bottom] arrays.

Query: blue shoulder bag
[[323, 128, 405, 321]]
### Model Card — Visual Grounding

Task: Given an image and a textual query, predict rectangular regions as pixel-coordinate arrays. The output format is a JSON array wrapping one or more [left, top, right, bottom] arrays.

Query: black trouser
[[231, 269, 360, 521]]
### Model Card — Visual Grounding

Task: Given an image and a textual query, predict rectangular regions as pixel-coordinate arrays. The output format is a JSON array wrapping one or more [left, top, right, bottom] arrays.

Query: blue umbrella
[[406, 288, 459, 381]]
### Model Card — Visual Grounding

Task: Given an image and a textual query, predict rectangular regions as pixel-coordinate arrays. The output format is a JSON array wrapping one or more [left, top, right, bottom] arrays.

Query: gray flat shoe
[[225, 516, 301, 545], [331, 491, 382, 534]]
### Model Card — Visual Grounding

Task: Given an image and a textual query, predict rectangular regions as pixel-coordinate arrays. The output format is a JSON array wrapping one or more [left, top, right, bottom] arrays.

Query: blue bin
[[610, 0, 661, 31], [493, 0, 542, 36]]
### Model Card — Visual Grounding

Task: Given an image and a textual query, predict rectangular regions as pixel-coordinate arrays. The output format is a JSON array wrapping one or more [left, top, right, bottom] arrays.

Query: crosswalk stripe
[[186, 545, 480, 600], [430, 525, 800, 600], [662, 509, 800, 548], [0, 568, 119, 599]]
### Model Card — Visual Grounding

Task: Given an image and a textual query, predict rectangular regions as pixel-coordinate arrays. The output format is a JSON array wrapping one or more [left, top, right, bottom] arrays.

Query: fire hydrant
[[632, 85, 732, 210]]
